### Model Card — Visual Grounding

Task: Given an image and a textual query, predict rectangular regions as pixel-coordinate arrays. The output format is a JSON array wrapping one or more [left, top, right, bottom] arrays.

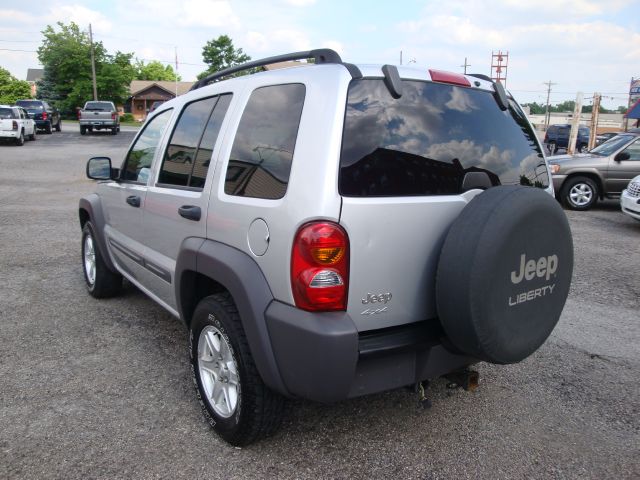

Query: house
[[126, 80, 194, 121], [26, 68, 43, 97]]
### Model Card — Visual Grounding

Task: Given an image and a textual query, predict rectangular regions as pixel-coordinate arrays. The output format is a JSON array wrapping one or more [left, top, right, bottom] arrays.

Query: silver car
[[621, 174, 640, 220], [549, 133, 640, 210]]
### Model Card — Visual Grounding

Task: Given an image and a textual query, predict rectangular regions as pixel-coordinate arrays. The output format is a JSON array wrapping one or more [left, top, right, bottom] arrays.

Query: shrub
[[121, 113, 134, 122]]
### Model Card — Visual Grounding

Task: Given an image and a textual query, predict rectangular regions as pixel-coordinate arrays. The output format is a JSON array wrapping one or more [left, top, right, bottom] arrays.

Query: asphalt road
[[1, 131, 638, 479]]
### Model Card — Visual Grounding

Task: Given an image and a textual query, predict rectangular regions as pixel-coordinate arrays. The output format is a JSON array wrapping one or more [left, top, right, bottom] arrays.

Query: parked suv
[[0, 105, 36, 145], [15, 99, 61, 133], [79, 50, 574, 446], [545, 124, 590, 154], [548, 132, 640, 210]]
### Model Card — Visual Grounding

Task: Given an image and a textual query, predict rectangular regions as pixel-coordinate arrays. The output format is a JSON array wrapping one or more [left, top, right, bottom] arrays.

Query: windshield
[[0, 108, 16, 119], [340, 79, 548, 197], [15, 101, 43, 110], [590, 135, 634, 156], [84, 102, 112, 111]]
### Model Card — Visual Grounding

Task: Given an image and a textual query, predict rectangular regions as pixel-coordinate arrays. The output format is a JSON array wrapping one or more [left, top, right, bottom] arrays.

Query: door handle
[[126, 195, 141, 207], [178, 205, 201, 221]]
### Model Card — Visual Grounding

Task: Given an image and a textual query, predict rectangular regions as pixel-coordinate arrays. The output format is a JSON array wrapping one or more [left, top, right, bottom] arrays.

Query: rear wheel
[[29, 128, 36, 141], [80, 126, 86, 135], [81, 221, 122, 298], [561, 176, 598, 210], [190, 293, 285, 446], [578, 143, 588, 153], [15, 130, 24, 146], [111, 127, 117, 135], [45, 121, 52, 134]]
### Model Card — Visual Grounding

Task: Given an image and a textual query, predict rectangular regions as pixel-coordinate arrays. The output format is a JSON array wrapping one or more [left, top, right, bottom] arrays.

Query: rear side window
[[0, 108, 16, 119], [158, 94, 232, 189], [224, 84, 305, 199], [339, 79, 547, 197]]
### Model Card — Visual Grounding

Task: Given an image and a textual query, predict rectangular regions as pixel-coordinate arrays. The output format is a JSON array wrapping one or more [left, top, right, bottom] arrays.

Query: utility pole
[[588, 93, 601, 150], [460, 57, 470, 74], [567, 92, 583, 155], [89, 24, 98, 101], [543, 80, 556, 131]]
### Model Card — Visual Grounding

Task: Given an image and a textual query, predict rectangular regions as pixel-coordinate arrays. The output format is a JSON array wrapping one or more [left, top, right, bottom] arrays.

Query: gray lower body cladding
[[266, 301, 474, 402]]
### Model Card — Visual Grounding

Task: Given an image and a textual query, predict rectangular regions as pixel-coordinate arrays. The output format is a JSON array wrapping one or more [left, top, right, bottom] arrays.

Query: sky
[[0, 0, 638, 109]]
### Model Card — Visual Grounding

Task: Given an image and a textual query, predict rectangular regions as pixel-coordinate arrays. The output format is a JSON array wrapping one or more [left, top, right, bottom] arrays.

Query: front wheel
[[55, 120, 61, 132], [561, 176, 598, 210], [81, 221, 122, 298], [190, 293, 285, 446]]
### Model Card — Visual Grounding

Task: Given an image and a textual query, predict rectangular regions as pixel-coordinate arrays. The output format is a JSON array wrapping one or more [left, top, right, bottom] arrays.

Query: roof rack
[[190, 48, 358, 91]]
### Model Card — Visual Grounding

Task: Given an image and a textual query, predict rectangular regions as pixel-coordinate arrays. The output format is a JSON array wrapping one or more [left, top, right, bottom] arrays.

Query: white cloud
[[45, 5, 113, 33], [178, 0, 240, 28]]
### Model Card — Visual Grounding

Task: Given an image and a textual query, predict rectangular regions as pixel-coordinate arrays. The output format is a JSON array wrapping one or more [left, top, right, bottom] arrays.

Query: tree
[[37, 22, 136, 112], [134, 60, 181, 81], [0, 67, 31, 104], [198, 35, 251, 80], [521, 102, 545, 114]]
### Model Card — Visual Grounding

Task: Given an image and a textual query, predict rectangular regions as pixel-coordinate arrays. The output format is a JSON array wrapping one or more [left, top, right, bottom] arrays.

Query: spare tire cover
[[436, 186, 573, 364]]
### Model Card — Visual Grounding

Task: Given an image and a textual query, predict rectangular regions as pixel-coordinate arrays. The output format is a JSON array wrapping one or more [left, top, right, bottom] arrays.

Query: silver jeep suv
[[79, 49, 574, 445]]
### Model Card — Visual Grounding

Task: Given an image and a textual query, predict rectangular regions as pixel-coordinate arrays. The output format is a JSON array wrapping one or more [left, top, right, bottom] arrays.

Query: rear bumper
[[621, 190, 640, 220], [80, 120, 117, 127], [34, 119, 50, 127], [265, 301, 475, 402], [0, 130, 19, 138]]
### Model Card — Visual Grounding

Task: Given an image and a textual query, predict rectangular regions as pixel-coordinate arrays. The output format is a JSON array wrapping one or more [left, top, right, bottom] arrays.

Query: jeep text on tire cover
[[79, 49, 573, 445]]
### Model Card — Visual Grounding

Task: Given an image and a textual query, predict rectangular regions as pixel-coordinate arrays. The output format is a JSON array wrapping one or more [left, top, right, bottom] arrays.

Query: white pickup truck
[[0, 105, 36, 146], [78, 101, 120, 135]]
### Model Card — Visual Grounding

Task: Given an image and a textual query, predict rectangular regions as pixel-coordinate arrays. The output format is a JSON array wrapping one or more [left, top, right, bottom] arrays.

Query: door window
[[158, 94, 232, 189], [622, 139, 640, 161], [122, 109, 172, 183]]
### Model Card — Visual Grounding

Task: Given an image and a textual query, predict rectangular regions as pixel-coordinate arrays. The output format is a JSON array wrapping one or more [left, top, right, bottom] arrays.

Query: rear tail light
[[77, 109, 81, 120], [291, 221, 349, 312], [12, 120, 18, 131], [42, 111, 47, 120], [544, 133, 548, 142], [111, 112, 116, 120]]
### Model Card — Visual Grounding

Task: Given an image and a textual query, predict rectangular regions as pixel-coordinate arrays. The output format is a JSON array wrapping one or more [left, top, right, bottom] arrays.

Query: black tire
[[111, 127, 117, 135], [190, 293, 286, 446], [15, 130, 24, 146], [80, 126, 86, 135], [560, 176, 598, 211], [436, 186, 574, 364], [548, 141, 557, 154], [55, 120, 61, 132], [81, 221, 122, 298], [45, 121, 52, 134], [29, 128, 36, 141]]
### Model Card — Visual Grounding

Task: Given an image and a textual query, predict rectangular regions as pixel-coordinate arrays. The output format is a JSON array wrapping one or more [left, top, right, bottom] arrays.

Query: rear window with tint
[[84, 102, 113, 111], [0, 108, 16, 119], [339, 79, 548, 197], [15, 101, 43, 110]]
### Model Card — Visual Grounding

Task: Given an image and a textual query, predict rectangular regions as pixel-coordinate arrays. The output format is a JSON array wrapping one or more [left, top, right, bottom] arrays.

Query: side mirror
[[86, 156, 115, 180], [615, 152, 631, 162]]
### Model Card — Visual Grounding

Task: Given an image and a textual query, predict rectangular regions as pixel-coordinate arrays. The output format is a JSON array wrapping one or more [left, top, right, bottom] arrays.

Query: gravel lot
[[1, 129, 638, 479]]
